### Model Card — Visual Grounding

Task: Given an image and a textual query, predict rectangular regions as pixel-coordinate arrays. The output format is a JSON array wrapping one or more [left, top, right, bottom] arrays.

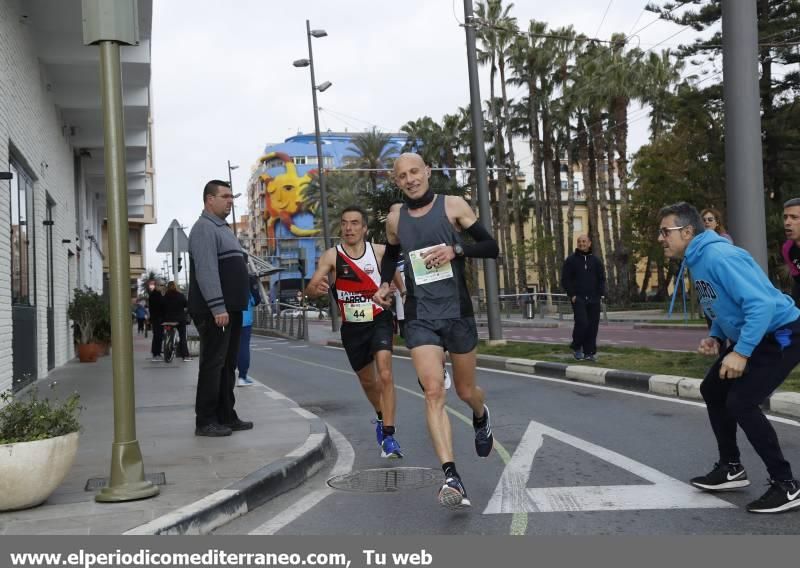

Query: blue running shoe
[[438, 476, 471, 509], [380, 435, 403, 459], [474, 405, 494, 458], [373, 419, 384, 446]]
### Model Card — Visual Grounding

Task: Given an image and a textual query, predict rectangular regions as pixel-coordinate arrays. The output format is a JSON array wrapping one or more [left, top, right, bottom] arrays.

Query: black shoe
[[195, 423, 232, 437], [690, 462, 750, 491], [747, 479, 800, 513], [438, 475, 471, 509], [225, 418, 254, 431], [473, 405, 494, 458]]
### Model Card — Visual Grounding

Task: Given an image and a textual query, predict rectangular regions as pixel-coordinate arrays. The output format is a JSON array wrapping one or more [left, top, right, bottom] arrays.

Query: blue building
[[245, 131, 407, 305]]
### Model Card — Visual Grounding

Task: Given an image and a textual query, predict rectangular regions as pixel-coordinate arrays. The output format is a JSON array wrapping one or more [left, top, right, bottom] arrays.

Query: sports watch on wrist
[[453, 243, 465, 258]]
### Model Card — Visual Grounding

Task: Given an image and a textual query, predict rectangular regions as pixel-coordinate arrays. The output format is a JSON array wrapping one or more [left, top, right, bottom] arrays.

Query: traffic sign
[[156, 219, 189, 253]]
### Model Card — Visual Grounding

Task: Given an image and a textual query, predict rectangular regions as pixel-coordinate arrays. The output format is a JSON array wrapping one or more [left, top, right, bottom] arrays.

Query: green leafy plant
[[68, 287, 108, 344], [0, 386, 82, 444]]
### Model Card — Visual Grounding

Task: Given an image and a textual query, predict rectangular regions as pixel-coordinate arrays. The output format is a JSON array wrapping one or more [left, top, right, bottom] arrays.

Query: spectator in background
[[163, 281, 191, 362], [701, 208, 733, 244], [236, 290, 256, 387], [147, 279, 164, 362], [781, 198, 800, 307], [134, 302, 147, 335], [561, 234, 606, 362]]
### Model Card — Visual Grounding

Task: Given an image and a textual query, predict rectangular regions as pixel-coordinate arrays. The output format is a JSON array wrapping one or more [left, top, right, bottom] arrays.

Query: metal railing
[[473, 292, 608, 323], [252, 302, 309, 340]]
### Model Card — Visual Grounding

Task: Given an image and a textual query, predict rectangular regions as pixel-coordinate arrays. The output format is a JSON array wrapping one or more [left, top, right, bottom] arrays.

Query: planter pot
[[0, 432, 80, 511], [77, 343, 98, 363]]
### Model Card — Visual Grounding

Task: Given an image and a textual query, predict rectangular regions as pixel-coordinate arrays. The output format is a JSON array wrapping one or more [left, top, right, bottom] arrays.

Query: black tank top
[[397, 195, 473, 320]]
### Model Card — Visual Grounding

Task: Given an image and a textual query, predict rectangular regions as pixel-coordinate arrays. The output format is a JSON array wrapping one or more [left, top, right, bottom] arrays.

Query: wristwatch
[[453, 243, 465, 258]]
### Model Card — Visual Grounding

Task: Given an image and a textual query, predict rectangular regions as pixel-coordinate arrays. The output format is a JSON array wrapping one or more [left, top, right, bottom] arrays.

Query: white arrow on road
[[484, 420, 735, 514]]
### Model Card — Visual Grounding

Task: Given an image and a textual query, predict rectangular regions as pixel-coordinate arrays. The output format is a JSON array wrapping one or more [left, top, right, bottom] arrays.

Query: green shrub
[[0, 386, 82, 444]]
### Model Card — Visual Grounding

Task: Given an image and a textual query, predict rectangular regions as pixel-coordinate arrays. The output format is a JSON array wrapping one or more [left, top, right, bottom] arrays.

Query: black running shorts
[[340, 311, 394, 372], [405, 317, 478, 354]]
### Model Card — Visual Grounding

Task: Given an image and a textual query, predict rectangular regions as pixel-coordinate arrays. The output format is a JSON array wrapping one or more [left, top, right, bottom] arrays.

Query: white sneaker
[[443, 367, 452, 390], [236, 377, 255, 387]]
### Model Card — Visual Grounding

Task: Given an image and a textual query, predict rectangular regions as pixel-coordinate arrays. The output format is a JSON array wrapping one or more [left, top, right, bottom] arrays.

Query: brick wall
[[0, 0, 104, 389]]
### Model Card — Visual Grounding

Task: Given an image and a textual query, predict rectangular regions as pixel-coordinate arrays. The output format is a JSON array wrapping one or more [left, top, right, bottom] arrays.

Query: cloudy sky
[[147, 0, 707, 271]]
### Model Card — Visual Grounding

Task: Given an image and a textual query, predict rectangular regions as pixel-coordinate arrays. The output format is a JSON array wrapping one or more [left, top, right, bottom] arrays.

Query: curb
[[124, 399, 331, 535], [633, 323, 707, 330], [326, 340, 800, 421]]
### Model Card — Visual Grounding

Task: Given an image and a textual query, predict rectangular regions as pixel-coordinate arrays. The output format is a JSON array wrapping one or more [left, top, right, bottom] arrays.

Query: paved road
[[215, 337, 800, 535]]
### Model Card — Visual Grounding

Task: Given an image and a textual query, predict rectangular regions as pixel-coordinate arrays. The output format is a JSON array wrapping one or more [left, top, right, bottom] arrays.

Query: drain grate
[[327, 467, 441, 493], [85, 472, 166, 491]]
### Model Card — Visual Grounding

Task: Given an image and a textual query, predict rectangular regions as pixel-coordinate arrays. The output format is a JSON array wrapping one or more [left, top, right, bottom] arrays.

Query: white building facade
[[0, 0, 155, 393]]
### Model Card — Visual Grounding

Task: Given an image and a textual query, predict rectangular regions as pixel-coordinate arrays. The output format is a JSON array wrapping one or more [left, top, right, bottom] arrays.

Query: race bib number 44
[[344, 302, 373, 322], [409, 244, 454, 285]]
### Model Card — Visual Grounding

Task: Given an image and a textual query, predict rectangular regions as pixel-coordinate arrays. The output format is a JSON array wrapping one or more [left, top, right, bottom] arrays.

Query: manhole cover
[[327, 467, 441, 493], [85, 472, 166, 491]]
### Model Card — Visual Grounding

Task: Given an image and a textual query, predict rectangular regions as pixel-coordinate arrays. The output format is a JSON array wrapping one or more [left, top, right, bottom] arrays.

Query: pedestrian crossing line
[[251, 347, 273, 351]]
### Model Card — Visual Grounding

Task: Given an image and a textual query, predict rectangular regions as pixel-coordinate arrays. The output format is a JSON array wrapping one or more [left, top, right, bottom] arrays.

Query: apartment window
[[129, 227, 142, 254], [573, 218, 583, 232], [9, 160, 35, 305], [293, 156, 307, 165]]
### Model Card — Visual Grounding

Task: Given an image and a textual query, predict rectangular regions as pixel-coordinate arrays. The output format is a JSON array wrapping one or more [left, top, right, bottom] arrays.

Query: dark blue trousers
[[237, 325, 252, 379], [701, 318, 800, 481]]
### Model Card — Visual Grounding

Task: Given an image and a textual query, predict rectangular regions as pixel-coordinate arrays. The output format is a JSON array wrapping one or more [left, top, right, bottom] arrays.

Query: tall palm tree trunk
[[527, 86, 548, 295], [541, 96, 565, 287], [589, 112, 615, 295], [613, 97, 634, 302], [566, 136, 577, 252], [579, 114, 601, 259]]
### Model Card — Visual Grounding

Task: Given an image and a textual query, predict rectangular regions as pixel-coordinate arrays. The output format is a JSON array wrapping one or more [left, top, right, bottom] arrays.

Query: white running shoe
[[236, 376, 255, 387], [443, 367, 452, 390]]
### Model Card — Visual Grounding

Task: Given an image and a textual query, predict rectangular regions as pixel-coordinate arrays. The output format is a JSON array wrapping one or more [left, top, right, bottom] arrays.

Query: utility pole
[[463, 0, 504, 344], [82, 0, 158, 503], [722, 1, 768, 270]]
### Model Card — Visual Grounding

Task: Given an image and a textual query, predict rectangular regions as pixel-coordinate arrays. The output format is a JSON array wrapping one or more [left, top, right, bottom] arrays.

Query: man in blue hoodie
[[659, 202, 800, 514]]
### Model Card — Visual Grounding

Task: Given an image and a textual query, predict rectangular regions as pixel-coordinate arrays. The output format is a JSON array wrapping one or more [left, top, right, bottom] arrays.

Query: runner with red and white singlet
[[305, 206, 403, 459]]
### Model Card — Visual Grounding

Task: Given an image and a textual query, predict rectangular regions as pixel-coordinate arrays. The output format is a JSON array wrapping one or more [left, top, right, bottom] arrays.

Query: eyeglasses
[[703, 216, 716, 222], [659, 225, 686, 238]]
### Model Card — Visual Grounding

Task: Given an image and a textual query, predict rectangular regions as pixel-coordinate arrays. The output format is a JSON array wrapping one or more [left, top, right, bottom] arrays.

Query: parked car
[[281, 308, 328, 319]]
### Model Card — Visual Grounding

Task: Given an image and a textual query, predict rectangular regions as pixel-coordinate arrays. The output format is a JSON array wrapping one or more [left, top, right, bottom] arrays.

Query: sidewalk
[[0, 330, 330, 535]]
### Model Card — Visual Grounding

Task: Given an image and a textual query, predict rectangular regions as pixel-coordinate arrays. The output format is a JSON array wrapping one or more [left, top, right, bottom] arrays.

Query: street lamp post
[[294, 20, 340, 331], [227, 160, 240, 236]]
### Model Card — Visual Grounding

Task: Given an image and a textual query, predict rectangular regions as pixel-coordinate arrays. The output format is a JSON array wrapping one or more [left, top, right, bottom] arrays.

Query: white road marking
[[291, 407, 317, 420], [472, 364, 800, 428], [249, 425, 354, 535], [484, 420, 735, 514], [251, 347, 273, 351], [266, 391, 287, 400]]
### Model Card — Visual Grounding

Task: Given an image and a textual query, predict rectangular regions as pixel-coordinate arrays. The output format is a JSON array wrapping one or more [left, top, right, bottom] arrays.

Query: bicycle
[[161, 321, 180, 363]]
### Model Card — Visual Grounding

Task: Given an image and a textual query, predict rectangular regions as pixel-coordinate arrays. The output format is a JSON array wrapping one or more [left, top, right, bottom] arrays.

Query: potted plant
[[0, 385, 81, 511], [68, 287, 107, 362]]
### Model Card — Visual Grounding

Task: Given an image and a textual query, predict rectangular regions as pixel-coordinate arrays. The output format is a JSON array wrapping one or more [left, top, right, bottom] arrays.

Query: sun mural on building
[[258, 152, 320, 253]]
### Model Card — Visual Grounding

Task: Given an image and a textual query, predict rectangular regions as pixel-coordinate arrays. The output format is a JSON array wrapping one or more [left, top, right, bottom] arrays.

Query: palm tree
[[476, 0, 517, 294], [346, 128, 398, 194]]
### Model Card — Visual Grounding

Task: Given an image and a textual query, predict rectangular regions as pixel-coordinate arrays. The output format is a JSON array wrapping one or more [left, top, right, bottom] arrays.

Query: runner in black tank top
[[375, 153, 500, 510], [305, 206, 403, 459]]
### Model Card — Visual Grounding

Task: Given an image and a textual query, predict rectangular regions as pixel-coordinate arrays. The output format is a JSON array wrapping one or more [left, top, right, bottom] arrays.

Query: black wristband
[[380, 243, 401, 283]]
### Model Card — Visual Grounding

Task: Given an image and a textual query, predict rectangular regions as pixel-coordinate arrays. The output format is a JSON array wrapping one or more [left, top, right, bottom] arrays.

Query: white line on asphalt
[[484, 420, 734, 514], [249, 425, 354, 535], [291, 407, 317, 420], [289, 345, 307, 349], [251, 347, 273, 351], [320, 346, 800, 428], [470, 364, 800, 428]]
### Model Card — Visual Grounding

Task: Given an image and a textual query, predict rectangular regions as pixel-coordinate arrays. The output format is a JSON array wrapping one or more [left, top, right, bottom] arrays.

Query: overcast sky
[[147, 0, 707, 272]]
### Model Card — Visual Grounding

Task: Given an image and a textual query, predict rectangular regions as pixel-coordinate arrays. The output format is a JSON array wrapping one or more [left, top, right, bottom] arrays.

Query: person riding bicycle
[[163, 281, 191, 361]]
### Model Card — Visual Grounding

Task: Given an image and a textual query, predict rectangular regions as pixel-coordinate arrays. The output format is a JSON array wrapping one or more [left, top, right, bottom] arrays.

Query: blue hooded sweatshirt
[[685, 229, 800, 357]]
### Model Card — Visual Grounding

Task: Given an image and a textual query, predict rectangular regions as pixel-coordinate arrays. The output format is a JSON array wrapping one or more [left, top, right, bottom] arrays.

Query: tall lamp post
[[227, 160, 240, 236], [294, 20, 339, 331]]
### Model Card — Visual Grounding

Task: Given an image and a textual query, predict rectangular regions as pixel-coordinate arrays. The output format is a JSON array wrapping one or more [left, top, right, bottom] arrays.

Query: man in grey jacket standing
[[189, 180, 252, 437]]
